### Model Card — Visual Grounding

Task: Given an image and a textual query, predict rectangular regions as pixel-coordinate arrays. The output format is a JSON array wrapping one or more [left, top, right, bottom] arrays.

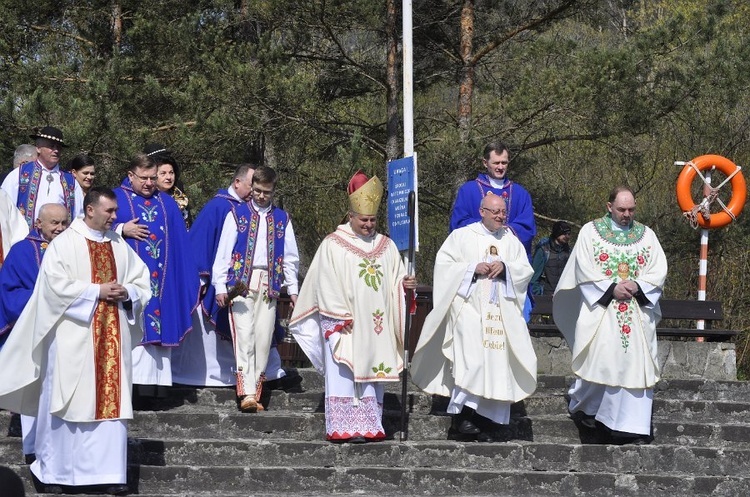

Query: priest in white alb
[[553, 185, 667, 444], [0, 187, 150, 495], [411, 194, 537, 442], [289, 171, 416, 443]]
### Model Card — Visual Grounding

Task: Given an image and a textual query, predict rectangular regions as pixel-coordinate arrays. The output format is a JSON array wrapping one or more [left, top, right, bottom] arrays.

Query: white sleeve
[[282, 220, 300, 295], [63, 284, 100, 322], [211, 212, 239, 295], [1, 169, 19, 205]]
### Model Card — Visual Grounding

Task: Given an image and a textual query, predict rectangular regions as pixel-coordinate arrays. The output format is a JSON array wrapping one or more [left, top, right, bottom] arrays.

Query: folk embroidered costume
[[172, 186, 246, 387], [0, 189, 28, 268], [290, 172, 409, 442], [211, 166, 299, 412], [553, 188, 667, 441], [412, 195, 537, 441], [1, 127, 84, 228], [114, 177, 199, 393], [0, 215, 150, 489]]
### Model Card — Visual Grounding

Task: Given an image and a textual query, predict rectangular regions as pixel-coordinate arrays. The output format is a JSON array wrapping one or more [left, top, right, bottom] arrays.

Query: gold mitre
[[348, 170, 383, 216]]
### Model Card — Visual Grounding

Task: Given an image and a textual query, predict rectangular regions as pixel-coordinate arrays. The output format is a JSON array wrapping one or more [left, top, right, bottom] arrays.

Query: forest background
[[2, 0, 750, 375]]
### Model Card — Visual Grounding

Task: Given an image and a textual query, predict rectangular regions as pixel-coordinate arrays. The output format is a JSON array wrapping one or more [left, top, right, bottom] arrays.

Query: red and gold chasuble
[[87, 239, 122, 420]]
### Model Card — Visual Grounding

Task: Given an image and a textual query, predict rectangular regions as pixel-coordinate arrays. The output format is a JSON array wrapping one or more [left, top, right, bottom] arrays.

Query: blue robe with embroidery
[[449, 174, 536, 257], [0, 230, 46, 348], [114, 179, 199, 346], [190, 189, 243, 338], [206, 202, 289, 338]]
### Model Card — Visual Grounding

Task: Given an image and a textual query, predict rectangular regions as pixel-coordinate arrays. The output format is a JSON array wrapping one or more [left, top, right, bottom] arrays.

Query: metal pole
[[402, 0, 414, 157], [696, 168, 713, 341], [399, 191, 416, 442]]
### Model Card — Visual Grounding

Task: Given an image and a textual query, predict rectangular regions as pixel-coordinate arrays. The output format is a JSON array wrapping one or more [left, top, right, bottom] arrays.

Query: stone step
[[120, 465, 750, 495], [121, 409, 750, 447]]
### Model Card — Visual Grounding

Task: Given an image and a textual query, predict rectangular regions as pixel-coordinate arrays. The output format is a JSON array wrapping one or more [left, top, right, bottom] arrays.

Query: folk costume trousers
[[228, 269, 276, 400]]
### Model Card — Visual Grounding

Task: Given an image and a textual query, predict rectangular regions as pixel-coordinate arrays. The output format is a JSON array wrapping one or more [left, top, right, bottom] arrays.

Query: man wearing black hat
[[530, 220, 572, 295], [1, 126, 83, 228]]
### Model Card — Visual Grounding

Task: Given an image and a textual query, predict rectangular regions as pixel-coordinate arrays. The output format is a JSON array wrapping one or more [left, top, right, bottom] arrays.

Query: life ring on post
[[676, 154, 746, 229]]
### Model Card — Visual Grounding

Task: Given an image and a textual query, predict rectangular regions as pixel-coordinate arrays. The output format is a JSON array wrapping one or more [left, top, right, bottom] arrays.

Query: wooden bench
[[529, 294, 737, 342], [275, 289, 738, 365]]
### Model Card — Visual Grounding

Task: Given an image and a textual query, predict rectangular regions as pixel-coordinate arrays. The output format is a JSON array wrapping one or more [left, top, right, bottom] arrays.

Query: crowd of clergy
[[0, 128, 666, 495]]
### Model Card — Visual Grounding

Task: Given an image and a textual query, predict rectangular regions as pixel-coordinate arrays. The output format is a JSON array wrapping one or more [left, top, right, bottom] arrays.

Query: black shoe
[[24, 453, 36, 464], [280, 373, 304, 393], [29, 470, 63, 494], [104, 484, 130, 495], [570, 410, 597, 429], [455, 418, 481, 435], [7, 412, 22, 437], [348, 436, 367, 444]]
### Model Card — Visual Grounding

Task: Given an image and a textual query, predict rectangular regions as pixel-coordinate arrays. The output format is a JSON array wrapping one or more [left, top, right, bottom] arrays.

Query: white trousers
[[568, 378, 653, 435], [228, 269, 276, 398]]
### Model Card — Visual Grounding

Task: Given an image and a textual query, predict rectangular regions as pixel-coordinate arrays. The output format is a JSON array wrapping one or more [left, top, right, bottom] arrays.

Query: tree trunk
[[458, 0, 475, 144], [111, 0, 122, 51], [385, 0, 400, 162]]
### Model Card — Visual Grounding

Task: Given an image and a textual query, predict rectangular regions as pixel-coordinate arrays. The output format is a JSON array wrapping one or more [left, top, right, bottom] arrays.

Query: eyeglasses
[[131, 172, 157, 183], [481, 207, 506, 216], [252, 187, 274, 197]]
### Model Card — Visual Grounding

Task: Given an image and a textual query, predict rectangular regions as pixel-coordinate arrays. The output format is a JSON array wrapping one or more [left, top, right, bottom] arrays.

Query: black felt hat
[[144, 143, 170, 158], [29, 126, 67, 147]]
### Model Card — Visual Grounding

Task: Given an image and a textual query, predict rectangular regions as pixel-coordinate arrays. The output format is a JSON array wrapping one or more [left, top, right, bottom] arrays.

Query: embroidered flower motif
[[637, 255, 646, 265], [622, 324, 631, 335], [618, 302, 629, 312], [144, 200, 151, 206], [358, 258, 383, 291], [599, 253, 609, 261], [371, 362, 392, 378], [614, 301, 634, 351], [605, 269, 612, 276], [151, 271, 158, 278], [372, 309, 384, 335], [145, 236, 162, 259], [149, 233, 157, 240]]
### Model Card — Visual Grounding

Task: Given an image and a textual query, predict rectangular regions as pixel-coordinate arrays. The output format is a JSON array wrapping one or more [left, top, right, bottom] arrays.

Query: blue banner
[[387, 156, 416, 251]]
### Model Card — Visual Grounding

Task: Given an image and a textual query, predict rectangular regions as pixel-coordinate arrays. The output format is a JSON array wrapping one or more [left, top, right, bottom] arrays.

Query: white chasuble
[[0, 218, 151, 421], [553, 217, 667, 389], [290, 224, 406, 383], [411, 222, 537, 403]]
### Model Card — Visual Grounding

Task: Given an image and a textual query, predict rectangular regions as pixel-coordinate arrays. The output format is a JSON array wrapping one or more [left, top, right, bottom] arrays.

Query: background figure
[[0, 189, 29, 267], [553, 186, 667, 445], [412, 194, 537, 442], [531, 220, 572, 295], [449, 142, 536, 256], [173, 164, 256, 388], [67, 154, 97, 195], [1, 126, 84, 227], [0, 187, 150, 495], [144, 143, 192, 226], [289, 171, 416, 443], [12, 144, 37, 169]]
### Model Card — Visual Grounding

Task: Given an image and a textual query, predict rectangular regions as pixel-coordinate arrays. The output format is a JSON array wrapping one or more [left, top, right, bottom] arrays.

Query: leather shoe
[[24, 453, 36, 465], [104, 484, 130, 495], [455, 418, 481, 435], [239, 396, 258, 412]]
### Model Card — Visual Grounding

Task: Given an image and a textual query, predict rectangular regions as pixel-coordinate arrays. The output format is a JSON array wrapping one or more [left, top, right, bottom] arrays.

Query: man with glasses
[[211, 165, 299, 412], [412, 194, 537, 442], [113, 154, 199, 408], [2, 126, 84, 228]]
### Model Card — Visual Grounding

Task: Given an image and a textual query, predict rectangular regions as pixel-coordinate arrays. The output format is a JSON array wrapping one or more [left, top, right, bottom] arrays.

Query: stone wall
[[533, 337, 737, 381]]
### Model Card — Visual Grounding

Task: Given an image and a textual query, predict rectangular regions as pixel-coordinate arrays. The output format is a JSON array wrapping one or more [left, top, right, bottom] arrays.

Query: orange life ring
[[676, 154, 746, 229]]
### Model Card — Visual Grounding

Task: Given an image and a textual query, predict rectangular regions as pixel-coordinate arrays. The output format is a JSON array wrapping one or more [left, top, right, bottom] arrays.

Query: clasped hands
[[613, 279, 639, 301], [474, 261, 505, 279], [99, 281, 129, 303]]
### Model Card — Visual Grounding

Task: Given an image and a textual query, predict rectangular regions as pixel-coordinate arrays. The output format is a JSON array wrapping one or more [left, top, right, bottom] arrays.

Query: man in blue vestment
[[171, 164, 256, 387], [449, 142, 536, 256], [0, 203, 69, 464], [1, 126, 83, 228], [113, 154, 199, 404]]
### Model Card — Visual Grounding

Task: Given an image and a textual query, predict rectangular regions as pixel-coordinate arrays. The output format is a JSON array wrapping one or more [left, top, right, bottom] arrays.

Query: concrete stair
[[2, 370, 750, 496]]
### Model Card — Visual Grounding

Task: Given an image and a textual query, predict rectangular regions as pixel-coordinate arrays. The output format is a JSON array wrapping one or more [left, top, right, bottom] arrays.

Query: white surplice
[[411, 222, 537, 424]]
